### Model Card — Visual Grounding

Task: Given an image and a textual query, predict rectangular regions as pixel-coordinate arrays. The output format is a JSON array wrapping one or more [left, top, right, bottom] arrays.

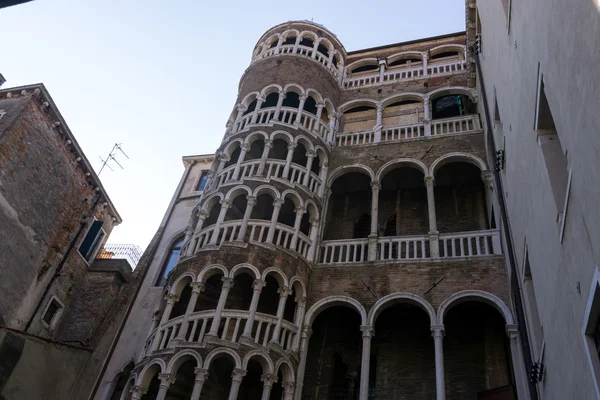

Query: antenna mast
[[98, 143, 129, 176]]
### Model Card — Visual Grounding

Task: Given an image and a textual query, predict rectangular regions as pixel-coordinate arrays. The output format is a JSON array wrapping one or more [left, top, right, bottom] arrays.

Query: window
[[156, 236, 184, 286], [583, 266, 600, 398], [535, 72, 571, 220], [196, 171, 209, 191], [78, 220, 105, 262], [41, 297, 64, 329]]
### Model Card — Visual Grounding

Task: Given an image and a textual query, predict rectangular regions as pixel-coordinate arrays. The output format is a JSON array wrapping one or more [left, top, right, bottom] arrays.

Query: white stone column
[[187, 210, 208, 255], [130, 385, 146, 400], [292, 296, 306, 351], [175, 282, 204, 340], [425, 176, 439, 258], [207, 277, 234, 337], [292, 36, 301, 53], [317, 161, 329, 198], [274, 91, 285, 121], [289, 206, 306, 250], [431, 325, 446, 400], [302, 151, 316, 187], [370, 181, 380, 236], [190, 368, 208, 400], [379, 59, 386, 82], [241, 279, 266, 340], [311, 40, 319, 58], [209, 199, 230, 245], [151, 293, 179, 351], [282, 142, 297, 180], [234, 105, 247, 132], [507, 325, 531, 400], [266, 199, 284, 244], [228, 368, 247, 400], [294, 94, 308, 125], [283, 381, 296, 400], [423, 52, 429, 76], [306, 218, 320, 262], [374, 105, 383, 142], [294, 327, 312, 400], [270, 286, 291, 345], [216, 153, 229, 175], [424, 97, 432, 136], [359, 325, 374, 400], [257, 139, 272, 176], [250, 96, 265, 124], [156, 373, 175, 400], [232, 143, 249, 181], [260, 373, 276, 400], [236, 195, 256, 241], [315, 102, 324, 121]]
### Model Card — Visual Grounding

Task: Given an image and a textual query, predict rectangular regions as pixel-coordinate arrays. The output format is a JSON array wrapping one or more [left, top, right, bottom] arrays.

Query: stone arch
[[224, 185, 252, 201], [200, 192, 224, 213], [230, 263, 261, 280], [275, 358, 296, 383], [437, 290, 515, 325], [170, 273, 196, 296], [269, 130, 294, 145], [197, 264, 229, 284], [261, 267, 289, 288], [386, 50, 425, 66], [239, 91, 261, 108], [376, 158, 428, 182], [281, 189, 304, 208], [428, 152, 488, 177], [242, 350, 275, 374], [136, 358, 166, 388], [259, 84, 283, 98], [289, 276, 307, 298], [346, 58, 379, 73], [427, 86, 477, 103], [244, 130, 269, 145], [281, 29, 300, 41], [305, 88, 324, 104], [222, 138, 244, 158], [367, 292, 436, 326], [294, 135, 315, 152], [314, 145, 328, 166], [339, 98, 378, 113], [380, 92, 425, 108], [299, 30, 318, 42], [203, 348, 242, 370], [166, 349, 202, 374], [304, 296, 367, 326], [252, 184, 281, 200], [317, 36, 334, 51], [283, 83, 305, 96], [327, 164, 375, 187], [429, 43, 465, 57], [304, 199, 319, 221]]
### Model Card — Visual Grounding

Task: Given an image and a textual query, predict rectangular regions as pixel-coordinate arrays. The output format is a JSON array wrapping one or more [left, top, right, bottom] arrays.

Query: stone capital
[[430, 324, 445, 339], [316, 101, 325, 108], [307, 149, 316, 158], [220, 198, 231, 208], [506, 324, 519, 339], [424, 176, 435, 185], [284, 381, 295, 394], [131, 385, 147, 396], [264, 139, 274, 147], [360, 325, 374, 338], [190, 282, 205, 293], [194, 367, 209, 382], [236, 104, 248, 112], [278, 286, 292, 297], [165, 292, 179, 303], [295, 295, 307, 306], [231, 368, 247, 382], [299, 94, 309, 101], [246, 195, 257, 206], [252, 279, 266, 290], [287, 142, 298, 150], [241, 143, 251, 152], [370, 181, 381, 191], [261, 373, 277, 386], [221, 277, 234, 289], [295, 206, 306, 215], [302, 325, 313, 339], [158, 373, 176, 386], [273, 198, 284, 207]]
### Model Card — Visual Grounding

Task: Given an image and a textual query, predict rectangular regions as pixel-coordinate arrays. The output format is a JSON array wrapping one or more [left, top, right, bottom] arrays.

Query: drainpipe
[[471, 45, 538, 400], [25, 193, 102, 332]]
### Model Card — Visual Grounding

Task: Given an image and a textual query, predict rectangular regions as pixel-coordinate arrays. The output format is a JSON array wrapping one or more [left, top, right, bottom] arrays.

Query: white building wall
[[476, 0, 600, 398]]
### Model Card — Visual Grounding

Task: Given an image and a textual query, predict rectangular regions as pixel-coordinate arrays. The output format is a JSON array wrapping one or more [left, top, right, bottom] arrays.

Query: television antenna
[[98, 143, 129, 176]]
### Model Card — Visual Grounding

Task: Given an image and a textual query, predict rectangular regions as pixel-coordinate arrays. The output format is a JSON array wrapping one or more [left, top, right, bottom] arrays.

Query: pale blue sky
[[1, 0, 465, 249]]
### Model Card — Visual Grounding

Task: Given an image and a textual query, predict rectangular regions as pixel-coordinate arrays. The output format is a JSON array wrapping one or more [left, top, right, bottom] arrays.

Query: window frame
[[582, 265, 600, 399], [41, 296, 65, 330], [154, 234, 185, 287], [195, 170, 209, 192], [78, 219, 107, 263]]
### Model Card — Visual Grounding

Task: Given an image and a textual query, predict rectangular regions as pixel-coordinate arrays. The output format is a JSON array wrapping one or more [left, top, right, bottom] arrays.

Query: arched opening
[[238, 358, 265, 400], [311, 153, 321, 175], [292, 142, 308, 167], [226, 273, 254, 311], [282, 284, 298, 322], [203, 356, 235, 400], [251, 194, 275, 221], [204, 201, 222, 227], [431, 94, 475, 119], [283, 36, 296, 45], [225, 195, 247, 221], [269, 138, 288, 160], [261, 92, 279, 109], [257, 274, 280, 316], [388, 56, 422, 67], [351, 63, 379, 74], [299, 37, 314, 48], [434, 162, 488, 233], [325, 172, 372, 240], [317, 43, 330, 58], [170, 284, 192, 319], [378, 167, 427, 236], [303, 306, 362, 400], [332, 54, 340, 68], [268, 38, 278, 49], [225, 146, 241, 168], [195, 273, 223, 313], [382, 99, 423, 131], [277, 197, 297, 228], [371, 304, 435, 399], [304, 96, 318, 115], [271, 370, 284, 400], [243, 99, 258, 116], [430, 50, 460, 61], [341, 105, 377, 135], [246, 139, 264, 161], [282, 92, 300, 108], [109, 362, 135, 400], [139, 364, 162, 400], [165, 359, 198, 399], [300, 210, 311, 236], [444, 302, 513, 399]]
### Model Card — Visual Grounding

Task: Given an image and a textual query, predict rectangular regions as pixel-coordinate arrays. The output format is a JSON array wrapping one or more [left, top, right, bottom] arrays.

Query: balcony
[[335, 114, 481, 147], [319, 229, 502, 264]]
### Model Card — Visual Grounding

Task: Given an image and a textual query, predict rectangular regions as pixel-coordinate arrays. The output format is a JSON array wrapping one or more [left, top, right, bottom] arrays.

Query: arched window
[[156, 236, 184, 286]]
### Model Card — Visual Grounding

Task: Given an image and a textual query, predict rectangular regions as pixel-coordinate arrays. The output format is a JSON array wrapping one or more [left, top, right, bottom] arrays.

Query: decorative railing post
[[431, 325, 446, 400], [266, 199, 284, 244], [206, 277, 234, 338], [315, 102, 324, 121], [190, 368, 208, 400], [374, 105, 383, 142], [359, 325, 374, 400], [175, 282, 204, 341], [241, 279, 266, 341], [270, 286, 291, 344]]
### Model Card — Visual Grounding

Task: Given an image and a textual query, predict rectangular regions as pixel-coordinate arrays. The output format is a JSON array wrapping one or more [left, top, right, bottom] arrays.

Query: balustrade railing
[[256, 44, 341, 80], [147, 310, 298, 354], [427, 59, 466, 75], [335, 115, 480, 147], [318, 229, 501, 264]]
